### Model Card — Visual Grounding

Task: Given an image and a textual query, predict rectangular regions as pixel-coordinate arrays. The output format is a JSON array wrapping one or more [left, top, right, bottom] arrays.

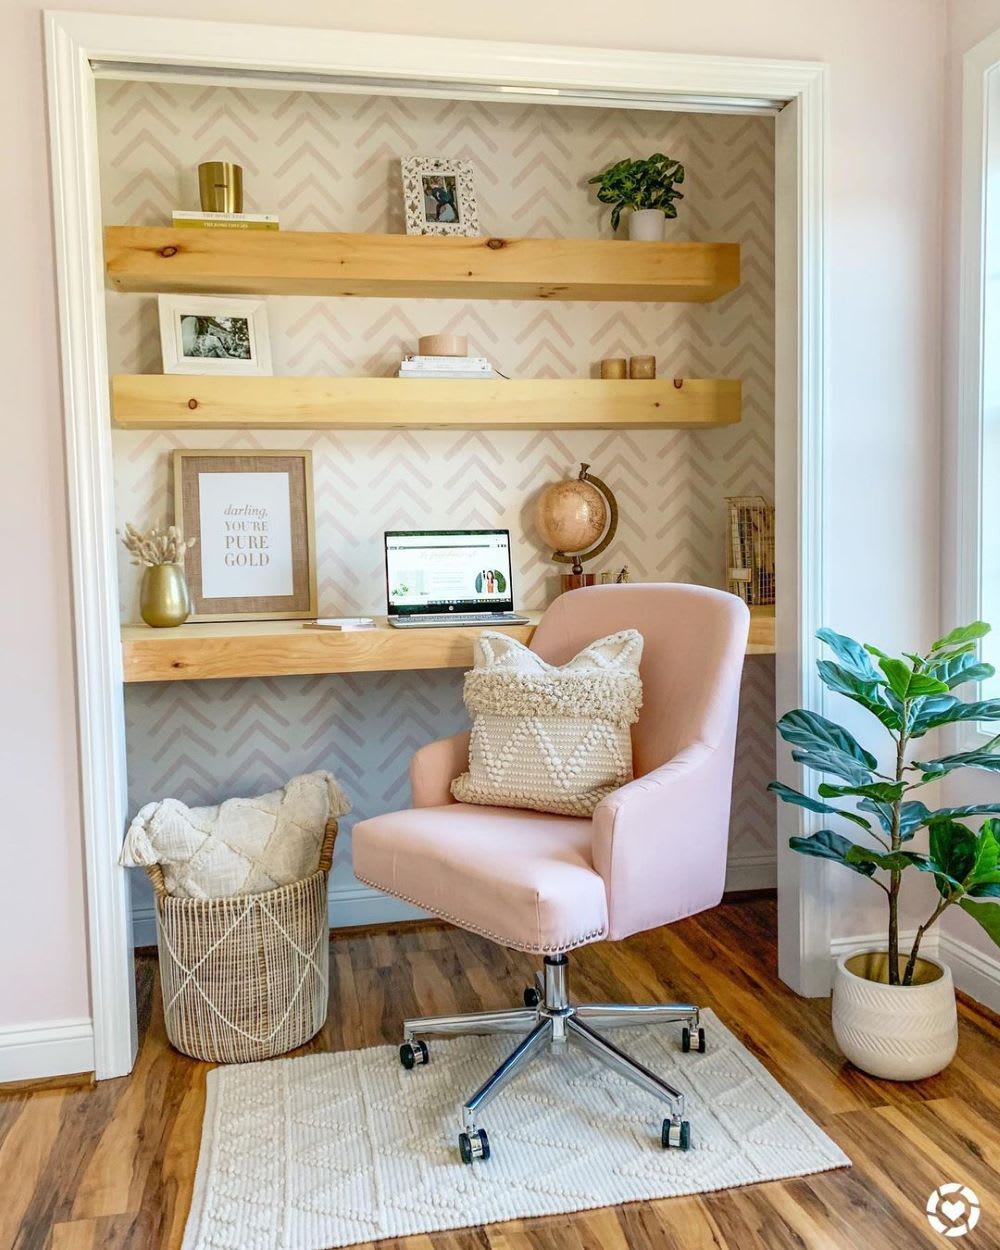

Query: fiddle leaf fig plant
[[588, 153, 685, 231], [771, 621, 1000, 985]]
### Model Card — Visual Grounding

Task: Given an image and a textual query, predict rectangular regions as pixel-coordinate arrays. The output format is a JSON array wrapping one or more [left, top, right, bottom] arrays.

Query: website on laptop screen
[[386, 531, 513, 612]]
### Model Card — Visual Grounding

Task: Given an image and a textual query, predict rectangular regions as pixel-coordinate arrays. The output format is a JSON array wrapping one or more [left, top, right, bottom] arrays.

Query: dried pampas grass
[[121, 522, 196, 568]]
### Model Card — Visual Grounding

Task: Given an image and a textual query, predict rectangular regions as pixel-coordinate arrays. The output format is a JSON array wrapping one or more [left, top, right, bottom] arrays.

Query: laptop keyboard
[[391, 612, 530, 628]]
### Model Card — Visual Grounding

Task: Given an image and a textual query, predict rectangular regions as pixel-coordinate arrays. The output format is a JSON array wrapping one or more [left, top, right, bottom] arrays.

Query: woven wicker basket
[[147, 821, 337, 1063]]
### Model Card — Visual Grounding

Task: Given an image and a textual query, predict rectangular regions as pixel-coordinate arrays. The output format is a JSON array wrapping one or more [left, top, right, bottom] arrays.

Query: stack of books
[[398, 355, 496, 380], [171, 211, 280, 231]]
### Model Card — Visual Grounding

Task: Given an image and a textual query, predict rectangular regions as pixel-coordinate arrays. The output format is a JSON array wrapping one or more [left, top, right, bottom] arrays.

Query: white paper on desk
[[309, 618, 375, 630], [199, 471, 294, 600]]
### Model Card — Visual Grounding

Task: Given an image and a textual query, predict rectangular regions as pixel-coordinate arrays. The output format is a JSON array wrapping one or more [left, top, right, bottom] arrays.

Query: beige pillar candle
[[600, 357, 628, 379], [418, 334, 468, 357], [629, 355, 657, 379]]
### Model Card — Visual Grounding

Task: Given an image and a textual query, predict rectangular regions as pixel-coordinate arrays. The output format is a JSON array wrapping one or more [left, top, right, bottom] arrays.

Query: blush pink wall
[[0, 0, 949, 1049]]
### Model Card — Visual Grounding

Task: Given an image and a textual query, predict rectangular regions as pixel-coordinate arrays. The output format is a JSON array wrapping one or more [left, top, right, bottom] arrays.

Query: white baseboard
[[829, 927, 925, 960], [0, 1017, 94, 1083], [829, 927, 1000, 1013], [132, 882, 427, 946], [132, 903, 157, 948], [725, 854, 776, 892], [327, 884, 429, 928], [939, 931, 1000, 1014]]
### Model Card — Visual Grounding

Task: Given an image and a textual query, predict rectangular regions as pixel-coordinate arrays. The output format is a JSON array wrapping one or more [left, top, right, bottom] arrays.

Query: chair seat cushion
[[352, 804, 608, 953]]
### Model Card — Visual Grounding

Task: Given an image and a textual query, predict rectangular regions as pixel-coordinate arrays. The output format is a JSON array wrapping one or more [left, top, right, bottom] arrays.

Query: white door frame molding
[[953, 26, 1000, 751], [45, 9, 829, 1077]]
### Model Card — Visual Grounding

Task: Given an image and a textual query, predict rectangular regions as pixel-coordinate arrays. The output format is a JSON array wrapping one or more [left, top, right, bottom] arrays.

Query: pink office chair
[[353, 583, 749, 1163]]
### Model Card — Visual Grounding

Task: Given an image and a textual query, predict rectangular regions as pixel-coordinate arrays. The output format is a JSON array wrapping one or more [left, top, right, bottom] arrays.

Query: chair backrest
[[529, 583, 750, 777]]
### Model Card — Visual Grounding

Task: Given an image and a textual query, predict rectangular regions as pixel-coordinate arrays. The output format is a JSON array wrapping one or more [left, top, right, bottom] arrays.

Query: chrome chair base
[[400, 953, 702, 1162]]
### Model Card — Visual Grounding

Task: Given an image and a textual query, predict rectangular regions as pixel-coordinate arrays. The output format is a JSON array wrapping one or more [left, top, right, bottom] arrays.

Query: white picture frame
[[401, 156, 480, 236], [157, 293, 273, 375]]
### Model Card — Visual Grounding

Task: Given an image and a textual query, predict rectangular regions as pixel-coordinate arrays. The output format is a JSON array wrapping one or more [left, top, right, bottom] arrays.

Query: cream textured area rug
[[183, 1009, 849, 1250]]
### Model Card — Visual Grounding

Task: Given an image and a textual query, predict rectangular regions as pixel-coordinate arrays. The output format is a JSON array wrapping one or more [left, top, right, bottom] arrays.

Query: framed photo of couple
[[158, 294, 272, 376], [401, 157, 480, 237]]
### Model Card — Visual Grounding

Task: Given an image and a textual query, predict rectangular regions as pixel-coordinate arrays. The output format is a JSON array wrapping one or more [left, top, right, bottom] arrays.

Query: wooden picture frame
[[173, 450, 317, 621], [401, 156, 480, 236]]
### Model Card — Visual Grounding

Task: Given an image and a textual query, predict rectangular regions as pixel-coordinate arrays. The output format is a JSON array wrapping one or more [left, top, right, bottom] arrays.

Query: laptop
[[385, 529, 530, 628]]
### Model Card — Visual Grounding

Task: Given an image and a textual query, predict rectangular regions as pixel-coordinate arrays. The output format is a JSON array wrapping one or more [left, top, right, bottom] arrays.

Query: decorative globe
[[534, 477, 608, 555]]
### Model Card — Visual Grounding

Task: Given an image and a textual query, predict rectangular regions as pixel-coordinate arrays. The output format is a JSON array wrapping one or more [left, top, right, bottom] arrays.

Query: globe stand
[[550, 464, 619, 590], [560, 571, 596, 592]]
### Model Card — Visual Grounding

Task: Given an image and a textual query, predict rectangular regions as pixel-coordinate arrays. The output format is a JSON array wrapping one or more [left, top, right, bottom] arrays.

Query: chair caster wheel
[[399, 1040, 429, 1070], [523, 986, 541, 1008], [681, 1026, 706, 1053], [661, 1119, 691, 1150], [458, 1128, 490, 1164]]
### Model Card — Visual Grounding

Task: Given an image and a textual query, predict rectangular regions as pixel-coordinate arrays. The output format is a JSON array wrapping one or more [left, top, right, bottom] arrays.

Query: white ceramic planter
[[832, 949, 957, 1081], [627, 209, 665, 241]]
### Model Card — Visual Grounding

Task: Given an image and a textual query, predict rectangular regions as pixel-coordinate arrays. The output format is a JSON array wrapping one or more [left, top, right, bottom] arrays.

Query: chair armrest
[[591, 742, 734, 940], [409, 731, 471, 808]]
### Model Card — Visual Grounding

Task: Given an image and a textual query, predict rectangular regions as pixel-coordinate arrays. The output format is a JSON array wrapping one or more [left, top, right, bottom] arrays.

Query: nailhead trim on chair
[[354, 873, 607, 953]]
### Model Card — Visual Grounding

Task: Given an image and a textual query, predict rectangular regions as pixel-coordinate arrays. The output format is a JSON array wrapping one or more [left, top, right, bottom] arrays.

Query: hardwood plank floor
[[3, 897, 998, 1250]]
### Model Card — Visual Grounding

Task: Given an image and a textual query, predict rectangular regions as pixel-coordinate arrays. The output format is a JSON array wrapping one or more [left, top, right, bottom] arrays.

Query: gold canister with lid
[[198, 162, 244, 214]]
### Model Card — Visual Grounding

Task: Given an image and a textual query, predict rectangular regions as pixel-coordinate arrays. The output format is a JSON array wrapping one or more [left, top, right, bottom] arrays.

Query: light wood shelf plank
[[110, 374, 741, 431], [121, 608, 774, 683], [747, 605, 775, 655], [104, 227, 740, 303], [122, 616, 541, 683]]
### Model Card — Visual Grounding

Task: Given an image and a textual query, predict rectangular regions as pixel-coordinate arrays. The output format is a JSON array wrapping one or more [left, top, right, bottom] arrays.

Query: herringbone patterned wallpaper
[[96, 82, 777, 921]]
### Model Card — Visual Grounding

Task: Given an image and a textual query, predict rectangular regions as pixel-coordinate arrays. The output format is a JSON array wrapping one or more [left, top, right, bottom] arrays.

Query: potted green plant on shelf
[[771, 621, 1000, 1080], [588, 153, 685, 241]]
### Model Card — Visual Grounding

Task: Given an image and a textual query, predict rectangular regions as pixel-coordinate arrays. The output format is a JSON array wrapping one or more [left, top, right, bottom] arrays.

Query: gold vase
[[140, 563, 191, 628], [198, 161, 243, 214]]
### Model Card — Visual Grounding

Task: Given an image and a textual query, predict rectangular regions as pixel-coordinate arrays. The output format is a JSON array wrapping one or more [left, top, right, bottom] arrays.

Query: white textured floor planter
[[832, 950, 958, 1081], [627, 209, 665, 241]]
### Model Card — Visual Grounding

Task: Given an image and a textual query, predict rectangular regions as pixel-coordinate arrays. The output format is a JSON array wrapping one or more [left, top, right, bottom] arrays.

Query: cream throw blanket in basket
[[120, 770, 350, 898]]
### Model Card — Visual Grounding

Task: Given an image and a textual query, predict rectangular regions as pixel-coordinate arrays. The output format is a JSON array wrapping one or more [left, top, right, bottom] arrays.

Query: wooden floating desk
[[121, 607, 775, 684]]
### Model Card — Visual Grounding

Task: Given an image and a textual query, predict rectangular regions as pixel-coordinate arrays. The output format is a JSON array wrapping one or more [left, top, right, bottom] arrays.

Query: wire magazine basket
[[726, 496, 775, 606]]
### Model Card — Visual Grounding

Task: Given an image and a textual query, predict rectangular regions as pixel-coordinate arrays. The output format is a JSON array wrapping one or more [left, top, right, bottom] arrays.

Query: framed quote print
[[173, 450, 317, 621]]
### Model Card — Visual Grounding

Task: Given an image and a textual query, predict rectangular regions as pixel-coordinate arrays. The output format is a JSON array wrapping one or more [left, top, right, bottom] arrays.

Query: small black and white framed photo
[[401, 157, 480, 237], [158, 294, 272, 375]]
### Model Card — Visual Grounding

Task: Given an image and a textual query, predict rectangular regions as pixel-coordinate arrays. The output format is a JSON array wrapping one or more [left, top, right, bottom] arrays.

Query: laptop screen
[[385, 530, 514, 615]]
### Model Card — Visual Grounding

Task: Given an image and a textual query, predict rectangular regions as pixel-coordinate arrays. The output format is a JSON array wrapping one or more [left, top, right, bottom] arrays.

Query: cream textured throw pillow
[[119, 771, 350, 898], [451, 629, 643, 817]]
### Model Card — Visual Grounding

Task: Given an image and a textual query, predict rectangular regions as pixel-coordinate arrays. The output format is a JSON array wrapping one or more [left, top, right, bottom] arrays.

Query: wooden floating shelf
[[111, 375, 741, 431], [104, 227, 741, 303], [121, 608, 774, 684]]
